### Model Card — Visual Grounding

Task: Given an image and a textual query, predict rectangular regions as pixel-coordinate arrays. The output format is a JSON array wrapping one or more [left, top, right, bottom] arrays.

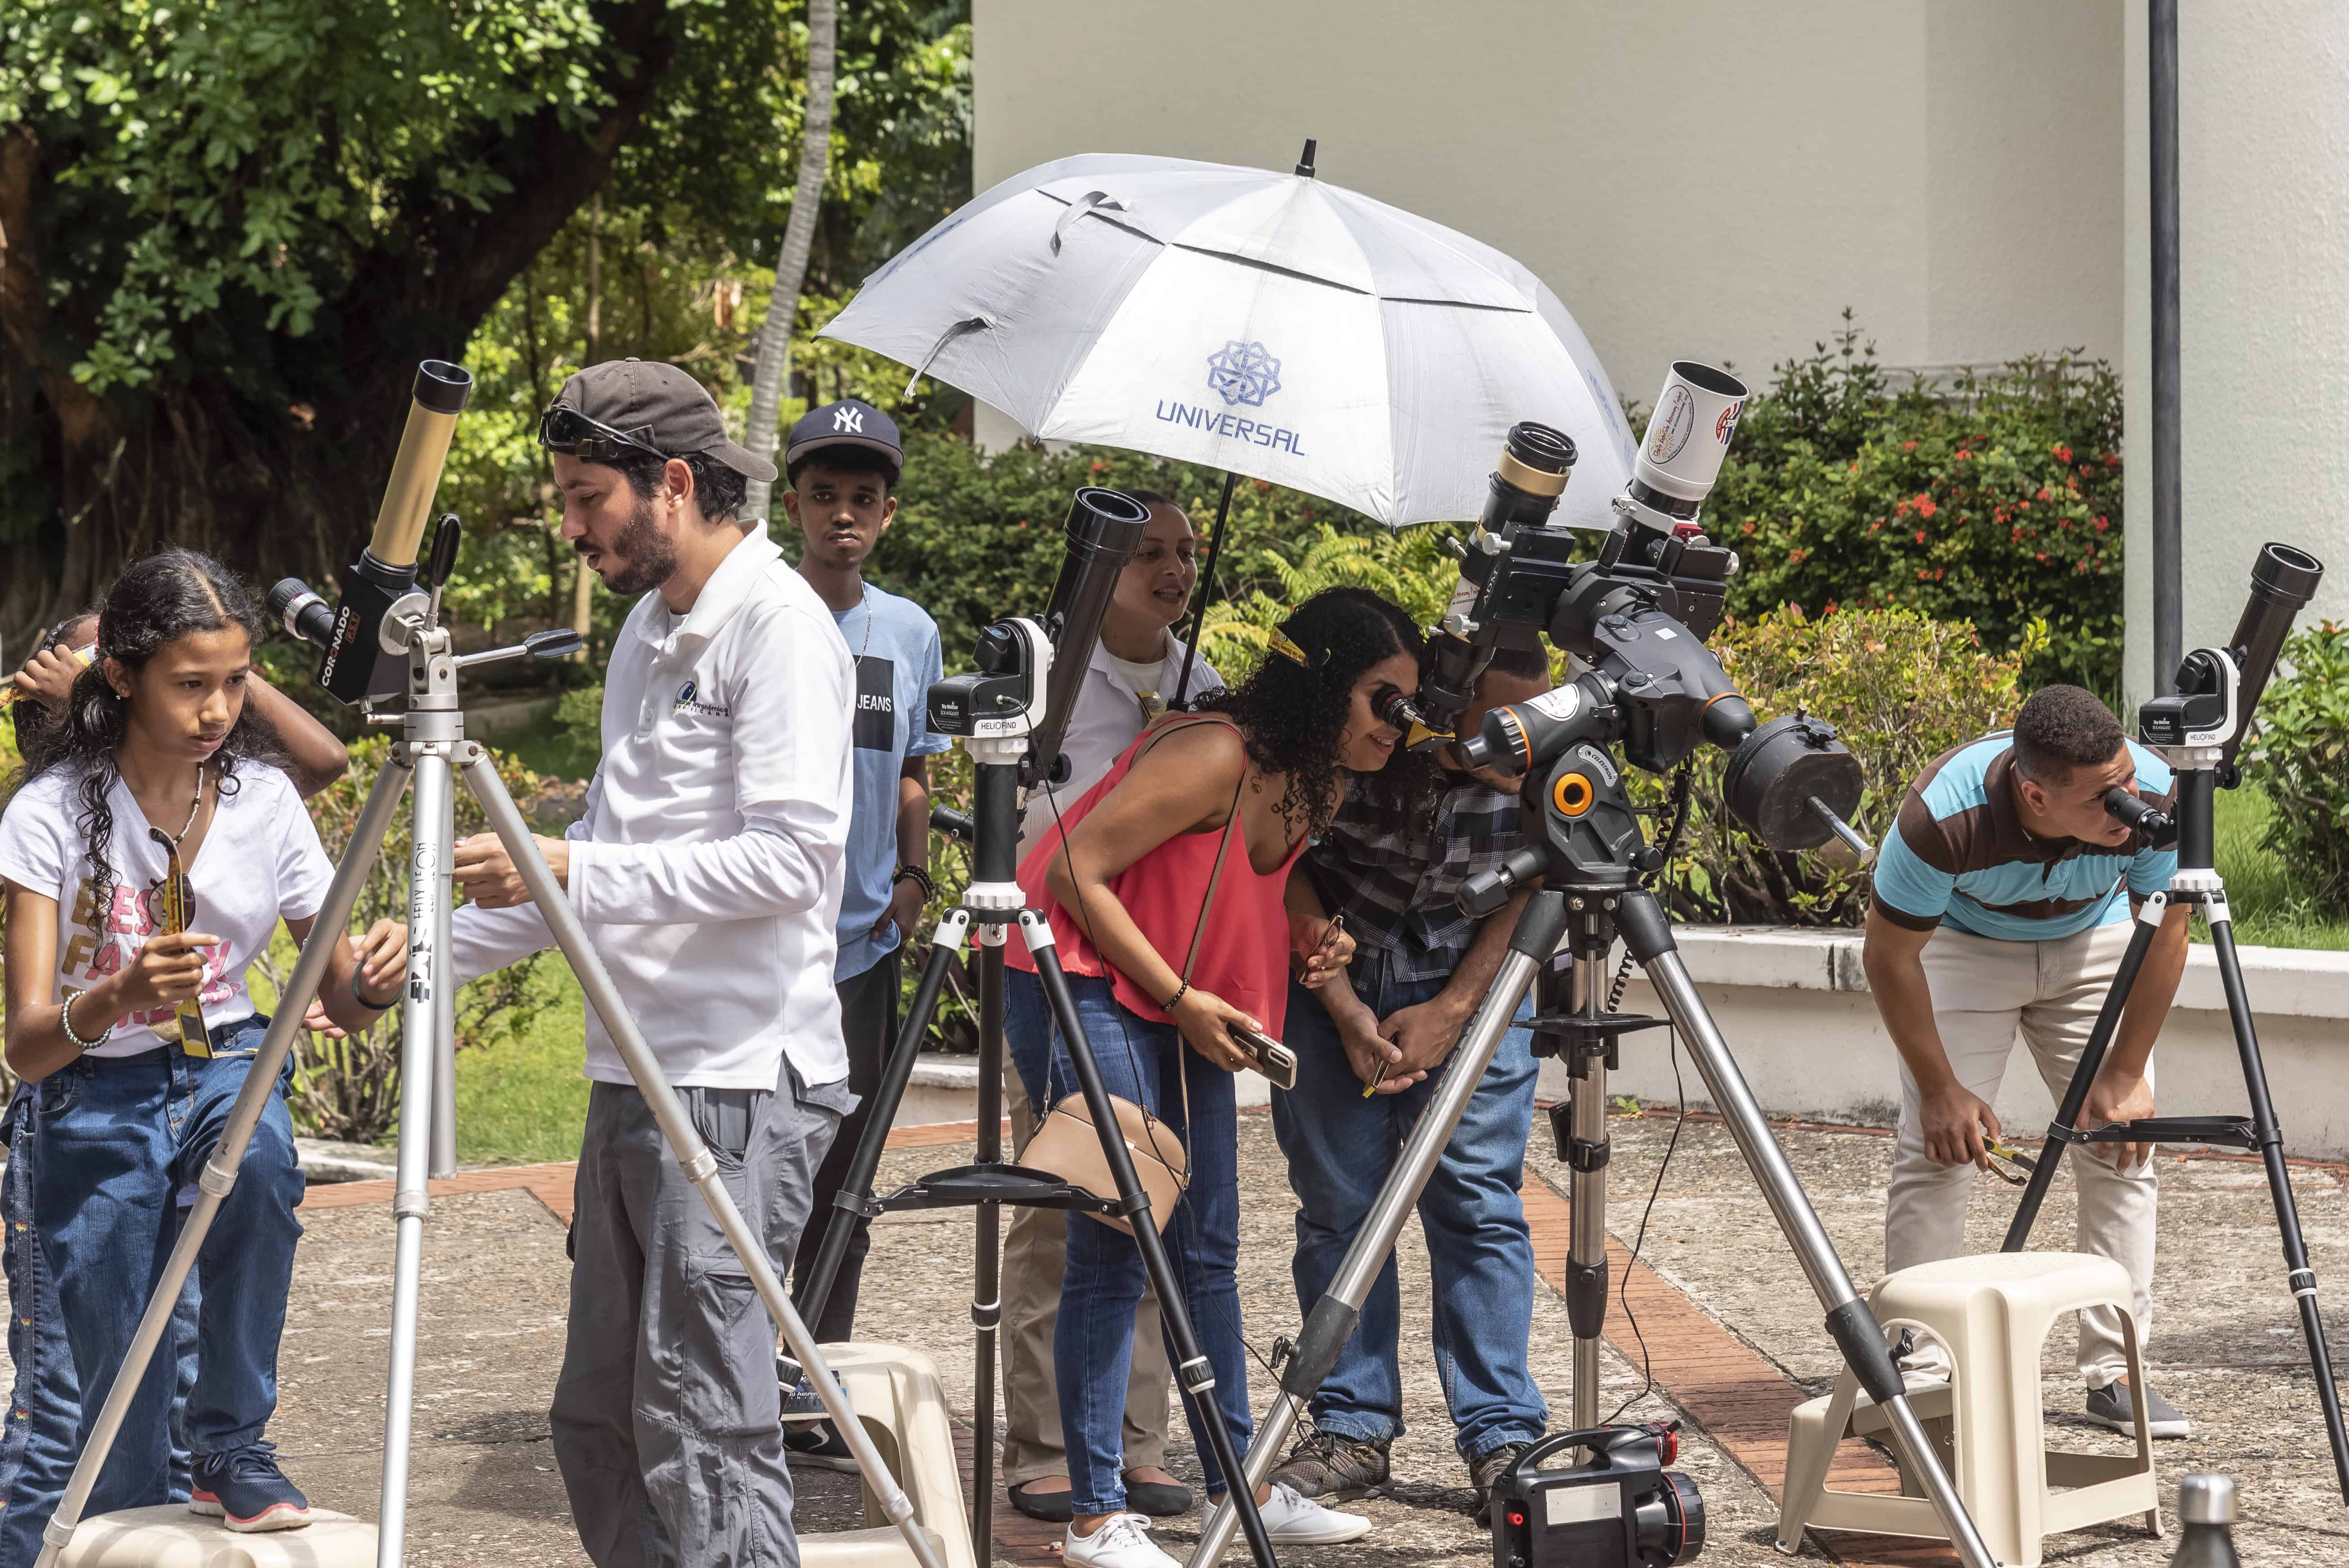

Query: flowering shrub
[[1708, 315, 2122, 690]]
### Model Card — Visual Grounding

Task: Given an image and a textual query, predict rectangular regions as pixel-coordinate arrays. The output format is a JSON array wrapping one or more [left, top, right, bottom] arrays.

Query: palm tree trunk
[[741, 0, 837, 525]]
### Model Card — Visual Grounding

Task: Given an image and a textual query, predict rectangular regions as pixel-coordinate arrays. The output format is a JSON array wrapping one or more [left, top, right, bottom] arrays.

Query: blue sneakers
[[190, 1442, 312, 1532]]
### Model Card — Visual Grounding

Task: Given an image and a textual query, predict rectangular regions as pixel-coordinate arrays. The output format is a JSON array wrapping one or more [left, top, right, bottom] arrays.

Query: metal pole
[[970, 934, 1006, 1565], [458, 750, 949, 1568], [1567, 951, 1609, 1430], [430, 782, 459, 1179], [1173, 471, 1238, 706], [33, 764, 405, 1568], [377, 746, 454, 1567], [2151, 0, 2183, 692], [1192, 929, 1554, 1568]]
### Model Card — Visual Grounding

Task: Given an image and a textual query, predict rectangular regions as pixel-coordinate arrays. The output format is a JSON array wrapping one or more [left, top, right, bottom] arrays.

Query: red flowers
[[1916, 495, 1938, 518], [1914, 529, 1927, 545], [2053, 445, 2072, 464], [2035, 486, 2052, 502]]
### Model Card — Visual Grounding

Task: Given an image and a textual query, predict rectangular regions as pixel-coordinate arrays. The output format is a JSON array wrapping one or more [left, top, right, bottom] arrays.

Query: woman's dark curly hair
[[1197, 587, 1441, 837], [25, 550, 284, 914]]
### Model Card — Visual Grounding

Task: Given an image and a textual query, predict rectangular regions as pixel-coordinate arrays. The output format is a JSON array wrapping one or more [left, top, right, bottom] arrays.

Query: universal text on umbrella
[[1152, 400, 1310, 455]]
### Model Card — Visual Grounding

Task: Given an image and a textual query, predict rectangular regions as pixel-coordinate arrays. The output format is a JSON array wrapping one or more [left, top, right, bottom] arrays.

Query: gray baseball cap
[[542, 358, 776, 483]]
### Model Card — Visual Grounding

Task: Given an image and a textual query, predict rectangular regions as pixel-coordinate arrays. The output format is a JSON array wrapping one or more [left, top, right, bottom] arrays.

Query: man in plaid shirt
[[1271, 645, 1556, 1528]]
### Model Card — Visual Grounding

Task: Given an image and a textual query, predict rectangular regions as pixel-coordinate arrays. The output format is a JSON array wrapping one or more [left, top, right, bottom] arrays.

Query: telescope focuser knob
[[1459, 844, 1546, 918]]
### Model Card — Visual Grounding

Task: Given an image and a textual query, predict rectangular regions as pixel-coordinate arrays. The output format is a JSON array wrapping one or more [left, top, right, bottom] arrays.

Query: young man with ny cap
[[1865, 684, 2193, 1438], [773, 397, 950, 1468], [1267, 646, 1558, 1528], [443, 358, 856, 1565]]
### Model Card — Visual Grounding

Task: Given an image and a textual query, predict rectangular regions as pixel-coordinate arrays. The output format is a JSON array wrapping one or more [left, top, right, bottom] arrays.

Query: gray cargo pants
[[552, 1073, 843, 1568]]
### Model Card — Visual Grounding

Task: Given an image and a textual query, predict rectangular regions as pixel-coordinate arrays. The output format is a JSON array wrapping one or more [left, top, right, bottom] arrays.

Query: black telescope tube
[[2214, 542, 2324, 771], [1028, 488, 1151, 790]]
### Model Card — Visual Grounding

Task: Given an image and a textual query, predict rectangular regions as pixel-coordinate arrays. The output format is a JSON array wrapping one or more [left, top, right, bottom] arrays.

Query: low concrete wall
[[1560, 927, 2349, 1158]]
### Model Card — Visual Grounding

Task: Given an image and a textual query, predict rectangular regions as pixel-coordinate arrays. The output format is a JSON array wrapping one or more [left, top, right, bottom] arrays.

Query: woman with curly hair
[[1004, 586, 1435, 1568], [0, 550, 403, 1535]]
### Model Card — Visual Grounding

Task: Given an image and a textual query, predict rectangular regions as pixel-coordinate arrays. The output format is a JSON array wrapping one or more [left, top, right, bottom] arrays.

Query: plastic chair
[[1776, 1252, 2161, 1567]]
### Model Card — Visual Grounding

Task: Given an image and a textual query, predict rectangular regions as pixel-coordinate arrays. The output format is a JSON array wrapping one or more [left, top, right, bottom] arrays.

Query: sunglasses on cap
[[539, 403, 672, 466]]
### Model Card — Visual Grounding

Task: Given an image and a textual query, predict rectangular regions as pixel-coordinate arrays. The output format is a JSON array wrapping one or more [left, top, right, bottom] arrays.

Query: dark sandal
[[1123, 1470, 1194, 1518], [1007, 1479, 1075, 1523]]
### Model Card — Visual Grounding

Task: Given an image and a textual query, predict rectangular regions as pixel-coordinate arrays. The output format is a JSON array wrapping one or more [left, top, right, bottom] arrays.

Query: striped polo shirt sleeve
[[1868, 737, 2008, 933]]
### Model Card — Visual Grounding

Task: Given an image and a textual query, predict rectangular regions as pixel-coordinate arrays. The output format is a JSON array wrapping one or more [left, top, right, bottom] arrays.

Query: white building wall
[[973, 0, 2120, 441], [2122, 0, 2349, 705]]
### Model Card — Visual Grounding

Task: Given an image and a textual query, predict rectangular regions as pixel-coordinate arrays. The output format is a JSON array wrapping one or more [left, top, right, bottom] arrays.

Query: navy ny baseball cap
[[786, 398, 903, 478]]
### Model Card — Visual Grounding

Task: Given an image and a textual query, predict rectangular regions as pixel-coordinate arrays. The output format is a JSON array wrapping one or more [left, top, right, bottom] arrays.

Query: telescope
[[280, 360, 474, 705]]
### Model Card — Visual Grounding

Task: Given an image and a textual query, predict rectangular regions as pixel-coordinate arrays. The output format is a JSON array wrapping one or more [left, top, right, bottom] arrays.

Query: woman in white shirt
[[1002, 492, 1224, 1523], [0, 551, 401, 1535]]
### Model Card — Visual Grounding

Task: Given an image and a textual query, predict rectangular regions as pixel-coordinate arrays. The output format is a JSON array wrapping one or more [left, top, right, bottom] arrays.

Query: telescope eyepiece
[[2252, 541, 2324, 607]]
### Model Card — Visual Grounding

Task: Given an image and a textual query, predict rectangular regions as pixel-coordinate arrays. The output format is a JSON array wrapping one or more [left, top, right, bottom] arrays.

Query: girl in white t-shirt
[[0, 550, 403, 1533]]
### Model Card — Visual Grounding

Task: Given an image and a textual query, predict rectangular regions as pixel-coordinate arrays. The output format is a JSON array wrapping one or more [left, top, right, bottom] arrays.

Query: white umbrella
[[827, 145, 1633, 526], [822, 143, 1638, 691]]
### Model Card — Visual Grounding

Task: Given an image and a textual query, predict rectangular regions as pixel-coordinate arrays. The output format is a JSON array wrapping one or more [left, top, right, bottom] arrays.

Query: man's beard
[[594, 491, 678, 597]]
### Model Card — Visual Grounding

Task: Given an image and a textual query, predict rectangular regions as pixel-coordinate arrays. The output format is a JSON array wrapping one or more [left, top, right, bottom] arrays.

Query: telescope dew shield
[[2215, 541, 2324, 770], [1028, 487, 1152, 788], [1631, 362, 1747, 521], [319, 360, 473, 705]]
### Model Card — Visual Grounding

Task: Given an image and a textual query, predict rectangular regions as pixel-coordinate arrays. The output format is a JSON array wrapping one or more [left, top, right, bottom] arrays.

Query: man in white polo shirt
[[446, 359, 853, 1566]]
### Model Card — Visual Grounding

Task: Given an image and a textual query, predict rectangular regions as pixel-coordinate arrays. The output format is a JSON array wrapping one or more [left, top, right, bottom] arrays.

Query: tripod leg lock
[[2291, 1267, 2319, 1301], [1176, 1354, 1217, 1398], [1565, 1258, 1609, 1339], [198, 1159, 238, 1199], [1281, 1295, 1361, 1401], [1824, 1298, 1907, 1407], [971, 1297, 1001, 1330]]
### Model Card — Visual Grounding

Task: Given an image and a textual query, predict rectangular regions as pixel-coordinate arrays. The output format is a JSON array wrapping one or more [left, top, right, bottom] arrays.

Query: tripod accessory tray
[[2052, 1116, 2257, 1150]]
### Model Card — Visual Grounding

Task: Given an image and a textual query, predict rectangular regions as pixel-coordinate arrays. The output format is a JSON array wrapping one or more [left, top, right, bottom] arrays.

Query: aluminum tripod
[[1193, 834, 2003, 1568], [2001, 763, 2349, 1501], [794, 735, 1281, 1568], [35, 615, 946, 1568]]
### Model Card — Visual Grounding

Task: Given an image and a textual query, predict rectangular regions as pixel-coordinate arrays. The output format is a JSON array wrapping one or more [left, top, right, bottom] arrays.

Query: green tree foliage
[[0, 0, 970, 652], [2247, 622, 2349, 915], [1707, 314, 2123, 690]]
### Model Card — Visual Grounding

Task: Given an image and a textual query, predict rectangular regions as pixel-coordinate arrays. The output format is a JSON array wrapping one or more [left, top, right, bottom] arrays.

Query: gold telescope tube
[[367, 360, 474, 570]]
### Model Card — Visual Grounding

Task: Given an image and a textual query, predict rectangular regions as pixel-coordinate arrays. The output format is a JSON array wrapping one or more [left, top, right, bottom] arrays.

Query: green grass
[[502, 724, 601, 785], [442, 956, 594, 1165], [2208, 786, 2349, 950]]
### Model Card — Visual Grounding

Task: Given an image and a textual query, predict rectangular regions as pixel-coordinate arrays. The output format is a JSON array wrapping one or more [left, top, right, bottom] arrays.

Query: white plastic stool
[[802, 1342, 971, 1568], [1776, 1252, 2160, 1567], [56, 1506, 376, 1565]]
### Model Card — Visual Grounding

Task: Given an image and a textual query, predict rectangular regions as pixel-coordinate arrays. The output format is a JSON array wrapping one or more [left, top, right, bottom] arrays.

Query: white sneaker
[[1064, 1512, 1180, 1568], [1258, 1479, 1372, 1545]]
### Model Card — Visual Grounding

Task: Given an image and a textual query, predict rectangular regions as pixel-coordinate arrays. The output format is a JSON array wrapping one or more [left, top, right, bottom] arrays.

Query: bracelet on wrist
[[1164, 982, 1190, 1014], [351, 973, 402, 1012], [892, 863, 936, 902], [58, 990, 106, 1054]]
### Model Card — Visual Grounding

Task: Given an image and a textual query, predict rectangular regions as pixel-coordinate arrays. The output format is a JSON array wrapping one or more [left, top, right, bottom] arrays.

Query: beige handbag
[[1023, 728, 1244, 1234]]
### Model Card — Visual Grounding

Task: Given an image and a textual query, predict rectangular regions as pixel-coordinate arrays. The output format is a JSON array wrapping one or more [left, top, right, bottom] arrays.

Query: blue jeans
[[1271, 963, 1548, 1460], [29, 1016, 303, 1514], [0, 1088, 202, 1561], [1006, 974, 1250, 1517]]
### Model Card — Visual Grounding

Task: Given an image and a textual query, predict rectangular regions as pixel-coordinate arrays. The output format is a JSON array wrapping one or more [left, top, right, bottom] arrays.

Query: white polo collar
[[669, 528, 783, 647]]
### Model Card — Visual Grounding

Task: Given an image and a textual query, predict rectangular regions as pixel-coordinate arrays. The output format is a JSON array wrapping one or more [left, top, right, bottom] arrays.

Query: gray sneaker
[[1470, 1441, 1534, 1528], [2084, 1381, 2190, 1439], [1268, 1428, 1391, 1501]]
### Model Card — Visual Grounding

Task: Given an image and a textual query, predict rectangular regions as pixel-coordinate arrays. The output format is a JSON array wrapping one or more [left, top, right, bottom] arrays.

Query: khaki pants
[[1000, 1060, 1172, 1485], [1885, 920, 2157, 1388]]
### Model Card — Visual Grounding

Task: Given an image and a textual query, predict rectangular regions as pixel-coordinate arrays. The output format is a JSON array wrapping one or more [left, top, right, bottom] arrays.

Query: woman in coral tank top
[[1008, 589, 1440, 1567]]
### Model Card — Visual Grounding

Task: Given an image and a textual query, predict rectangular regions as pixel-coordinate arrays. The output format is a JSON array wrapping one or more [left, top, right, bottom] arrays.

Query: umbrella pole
[[1175, 470, 1238, 705]]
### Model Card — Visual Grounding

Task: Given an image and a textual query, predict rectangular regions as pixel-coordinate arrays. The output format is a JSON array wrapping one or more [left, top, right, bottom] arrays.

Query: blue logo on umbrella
[[1205, 341, 1283, 407]]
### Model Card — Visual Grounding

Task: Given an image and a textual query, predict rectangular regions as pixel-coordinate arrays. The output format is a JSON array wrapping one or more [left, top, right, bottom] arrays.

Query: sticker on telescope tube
[[1716, 400, 1743, 445], [1648, 385, 1695, 463]]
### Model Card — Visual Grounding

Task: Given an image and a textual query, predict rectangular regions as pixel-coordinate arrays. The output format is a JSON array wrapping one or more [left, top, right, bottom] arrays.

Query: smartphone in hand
[[1228, 1023, 1298, 1092]]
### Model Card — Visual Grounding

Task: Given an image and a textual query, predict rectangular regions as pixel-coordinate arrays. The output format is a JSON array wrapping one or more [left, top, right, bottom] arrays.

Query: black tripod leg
[[1615, 893, 2000, 1568], [971, 935, 1005, 1563], [2212, 913, 2349, 1501], [2002, 896, 2166, 1251], [1023, 919, 1280, 1568], [798, 912, 973, 1329]]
